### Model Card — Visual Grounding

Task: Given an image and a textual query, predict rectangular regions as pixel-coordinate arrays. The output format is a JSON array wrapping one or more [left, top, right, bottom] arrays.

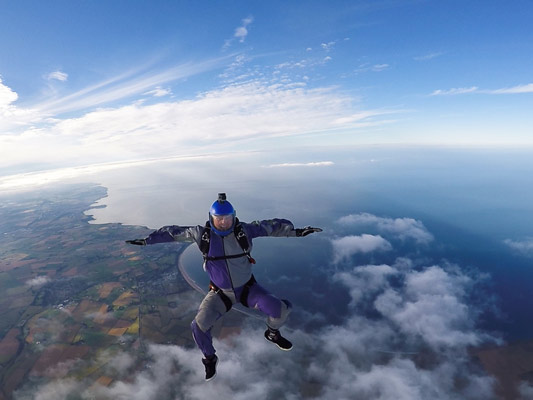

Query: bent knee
[[192, 317, 210, 333]]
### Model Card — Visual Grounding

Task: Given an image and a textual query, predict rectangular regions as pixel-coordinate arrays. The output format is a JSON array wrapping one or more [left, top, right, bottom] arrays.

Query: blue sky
[[1, 0, 533, 178]]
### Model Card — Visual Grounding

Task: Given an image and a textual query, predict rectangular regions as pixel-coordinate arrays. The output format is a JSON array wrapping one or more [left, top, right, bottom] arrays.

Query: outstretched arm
[[244, 219, 322, 238], [126, 225, 203, 246]]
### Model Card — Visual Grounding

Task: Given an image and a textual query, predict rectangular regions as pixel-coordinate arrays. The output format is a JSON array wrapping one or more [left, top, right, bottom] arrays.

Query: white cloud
[[353, 63, 390, 75], [338, 213, 434, 244], [47, 71, 68, 82], [143, 86, 172, 97], [17, 303, 496, 399], [0, 77, 19, 107], [414, 52, 444, 61], [430, 83, 533, 96], [15, 225, 500, 400], [0, 58, 229, 136], [321, 41, 336, 52], [25, 275, 51, 287], [333, 110, 393, 125], [378, 266, 481, 348], [431, 86, 479, 96], [266, 161, 334, 168], [334, 264, 397, 306], [0, 79, 392, 177], [226, 16, 254, 47], [488, 83, 533, 94], [503, 238, 533, 256], [371, 63, 389, 72], [331, 234, 392, 263], [38, 57, 228, 117], [332, 257, 498, 353]]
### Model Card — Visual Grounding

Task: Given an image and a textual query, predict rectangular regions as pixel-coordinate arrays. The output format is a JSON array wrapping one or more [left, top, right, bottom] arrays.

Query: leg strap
[[240, 275, 257, 308], [209, 281, 233, 312]]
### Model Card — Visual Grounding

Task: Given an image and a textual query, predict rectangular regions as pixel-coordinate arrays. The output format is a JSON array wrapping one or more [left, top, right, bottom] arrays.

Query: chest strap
[[200, 220, 256, 264]]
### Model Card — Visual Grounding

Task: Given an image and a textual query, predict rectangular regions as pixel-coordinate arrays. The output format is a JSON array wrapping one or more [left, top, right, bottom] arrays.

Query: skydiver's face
[[212, 214, 234, 231]]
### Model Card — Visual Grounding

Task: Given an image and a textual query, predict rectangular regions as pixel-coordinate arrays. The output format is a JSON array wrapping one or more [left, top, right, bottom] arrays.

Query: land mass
[[0, 184, 222, 399], [0, 183, 530, 399]]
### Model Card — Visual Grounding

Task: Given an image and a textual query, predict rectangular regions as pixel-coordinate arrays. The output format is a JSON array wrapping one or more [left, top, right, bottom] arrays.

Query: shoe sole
[[264, 336, 292, 351], [205, 357, 218, 382]]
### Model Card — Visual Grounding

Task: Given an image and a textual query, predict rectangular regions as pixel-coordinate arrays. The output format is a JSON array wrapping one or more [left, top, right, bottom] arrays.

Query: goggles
[[212, 214, 234, 223]]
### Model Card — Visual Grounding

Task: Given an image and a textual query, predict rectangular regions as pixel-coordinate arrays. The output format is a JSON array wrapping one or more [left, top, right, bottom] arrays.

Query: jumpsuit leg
[[245, 283, 292, 330], [191, 290, 230, 357]]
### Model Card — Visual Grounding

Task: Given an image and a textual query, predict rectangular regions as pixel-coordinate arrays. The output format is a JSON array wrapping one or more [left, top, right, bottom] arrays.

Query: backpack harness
[[200, 219, 257, 312]]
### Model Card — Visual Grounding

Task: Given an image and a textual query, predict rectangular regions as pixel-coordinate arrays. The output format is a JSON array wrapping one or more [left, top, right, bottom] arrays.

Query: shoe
[[202, 354, 218, 381], [264, 328, 292, 351]]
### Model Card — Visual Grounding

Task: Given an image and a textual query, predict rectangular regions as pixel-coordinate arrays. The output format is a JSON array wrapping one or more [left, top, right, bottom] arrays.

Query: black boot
[[264, 327, 292, 351], [202, 354, 218, 381]]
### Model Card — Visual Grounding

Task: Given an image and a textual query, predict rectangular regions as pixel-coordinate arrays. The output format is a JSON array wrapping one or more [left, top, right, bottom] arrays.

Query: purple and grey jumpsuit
[[144, 218, 296, 357]]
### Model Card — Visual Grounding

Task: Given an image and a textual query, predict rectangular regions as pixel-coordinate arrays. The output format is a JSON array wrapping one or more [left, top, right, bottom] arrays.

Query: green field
[[0, 185, 201, 398]]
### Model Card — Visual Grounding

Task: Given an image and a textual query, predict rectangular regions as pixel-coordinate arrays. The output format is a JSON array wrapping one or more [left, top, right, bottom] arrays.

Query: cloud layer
[[15, 212, 505, 399], [17, 260, 497, 400], [1, 75, 389, 176]]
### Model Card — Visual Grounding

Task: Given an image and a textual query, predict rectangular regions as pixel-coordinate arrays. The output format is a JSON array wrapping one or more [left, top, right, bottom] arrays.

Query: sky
[[1, 0, 533, 182], [2, 2, 533, 396]]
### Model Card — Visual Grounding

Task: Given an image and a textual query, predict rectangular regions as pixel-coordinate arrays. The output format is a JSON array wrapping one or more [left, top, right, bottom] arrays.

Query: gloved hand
[[125, 239, 147, 246], [295, 226, 323, 237]]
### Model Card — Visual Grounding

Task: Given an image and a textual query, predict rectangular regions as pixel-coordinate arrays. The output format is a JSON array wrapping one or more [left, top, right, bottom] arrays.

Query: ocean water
[[88, 146, 533, 342]]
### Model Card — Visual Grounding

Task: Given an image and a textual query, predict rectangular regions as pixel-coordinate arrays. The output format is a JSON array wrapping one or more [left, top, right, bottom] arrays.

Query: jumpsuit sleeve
[[145, 225, 204, 245], [243, 219, 297, 239]]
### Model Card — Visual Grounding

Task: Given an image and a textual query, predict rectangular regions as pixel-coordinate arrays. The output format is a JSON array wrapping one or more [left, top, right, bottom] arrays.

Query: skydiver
[[126, 193, 321, 381]]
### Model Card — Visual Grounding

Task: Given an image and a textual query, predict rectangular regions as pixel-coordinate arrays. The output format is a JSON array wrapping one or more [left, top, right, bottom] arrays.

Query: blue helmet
[[209, 193, 236, 236]]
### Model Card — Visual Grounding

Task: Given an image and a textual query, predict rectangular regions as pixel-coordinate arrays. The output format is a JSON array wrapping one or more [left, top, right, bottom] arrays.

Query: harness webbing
[[201, 219, 257, 310], [239, 275, 256, 308], [209, 281, 233, 312], [209, 275, 257, 311], [199, 219, 255, 264]]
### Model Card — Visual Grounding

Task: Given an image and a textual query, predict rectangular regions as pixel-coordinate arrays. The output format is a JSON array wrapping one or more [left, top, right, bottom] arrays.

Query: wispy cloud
[[488, 83, 533, 94], [47, 71, 68, 82], [504, 237, 533, 257], [143, 86, 172, 97], [430, 86, 479, 96], [235, 16, 253, 43], [224, 16, 254, 49], [321, 41, 336, 52], [352, 63, 390, 75], [266, 161, 334, 168], [430, 83, 533, 96], [414, 52, 444, 61], [36, 57, 228, 116], [0, 76, 394, 177], [0, 57, 231, 136]]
